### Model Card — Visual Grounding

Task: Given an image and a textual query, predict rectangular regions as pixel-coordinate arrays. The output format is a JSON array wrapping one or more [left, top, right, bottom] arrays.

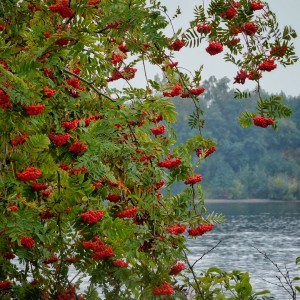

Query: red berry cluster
[[150, 124, 166, 136], [241, 22, 257, 36], [163, 84, 183, 97], [155, 179, 165, 190], [233, 69, 249, 84], [24, 104, 45, 116], [69, 141, 88, 154], [20, 236, 35, 249], [87, 0, 101, 5], [10, 132, 29, 146], [169, 262, 185, 275], [43, 67, 54, 79], [59, 163, 70, 171], [258, 59, 277, 72], [49, 1, 74, 19], [169, 39, 185, 51], [84, 115, 100, 127], [17, 167, 42, 181], [107, 67, 137, 82], [152, 282, 174, 296], [112, 259, 129, 268], [69, 166, 86, 175], [61, 119, 79, 130], [4, 251, 16, 259], [158, 154, 182, 169], [111, 52, 126, 64], [196, 146, 217, 158], [42, 189, 52, 198], [43, 32, 51, 38], [80, 210, 104, 224], [0, 88, 12, 110], [66, 78, 85, 90], [190, 87, 205, 95], [118, 43, 129, 53], [82, 237, 114, 260], [107, 19, 123, 29], [188, 224, 214, 236], [56, 285, 77, 300], [166, 224, 186, 235], [65, 256, 78, 264], [184, 174, 202, 185], [251, 1, 264, 11], [117, 207, 138, 218], [253, 116, 274, 128], [234, 69, 263, 84], [31, 182, 48, 191], [91, 246, 114, 260], [42, 87, 56, 98], [0, 280, 12, 289], [40, 210, 55, 220], [139, 153, 155, 162], [92, 180, 103, 189], [49, 132, 70, 147], [107, 193, 121, 203], [55, 38, 71, 46], [196, 23, 212, 35], [206, 41, 223, 55], [43, 255, 58, 264], [8, 206, 18, 212], [221, 7, 237, 20]]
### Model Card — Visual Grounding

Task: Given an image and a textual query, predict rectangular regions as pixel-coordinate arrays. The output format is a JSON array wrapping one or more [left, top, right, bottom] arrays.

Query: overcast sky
[[154, 0, 300, 97]]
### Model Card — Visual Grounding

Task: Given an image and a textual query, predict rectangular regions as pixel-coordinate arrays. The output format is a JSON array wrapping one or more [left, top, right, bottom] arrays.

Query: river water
[[186, 200, 300, 300]]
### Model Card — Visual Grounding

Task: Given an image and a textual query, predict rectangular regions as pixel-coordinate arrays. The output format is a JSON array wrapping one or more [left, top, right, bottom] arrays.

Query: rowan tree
[[0, 0, 298, 299]]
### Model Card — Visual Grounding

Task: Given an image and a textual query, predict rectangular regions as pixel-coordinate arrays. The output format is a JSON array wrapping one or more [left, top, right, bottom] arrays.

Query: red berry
[[150, 124, 166, 136], [20, 236, 35, 249], [24, 104, 45, 116], [80, 210, 104, 224], [113, 259, 129, 268], [169, 39, 185, 51], [241, 22, 257, 36], [188, 224, 214, 236], [166, 224, 186, 235], [258, 59, 277, 72], [206, 42, 223, 55], [152, 282, 174, 296], [17, 167, 42, 181], [169, 262, 185, 275]]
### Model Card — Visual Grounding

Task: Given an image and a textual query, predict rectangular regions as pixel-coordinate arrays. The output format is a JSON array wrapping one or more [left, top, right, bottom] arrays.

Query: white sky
[[125, 0, 300, 97]]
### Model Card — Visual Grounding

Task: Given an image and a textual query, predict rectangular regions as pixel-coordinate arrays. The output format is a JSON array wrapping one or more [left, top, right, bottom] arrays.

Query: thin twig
[[183, 249, 204, 298], [63, 68, 116, 102], [252, 244, 296, 299], [191, 240, 222, 268]]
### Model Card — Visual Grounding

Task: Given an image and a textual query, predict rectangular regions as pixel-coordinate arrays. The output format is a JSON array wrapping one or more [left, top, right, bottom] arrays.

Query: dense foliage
[[172, 76, 300, 200], [0, 0, 298, 299]]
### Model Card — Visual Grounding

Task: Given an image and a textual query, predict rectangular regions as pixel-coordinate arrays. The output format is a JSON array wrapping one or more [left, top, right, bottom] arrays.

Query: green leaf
[[25, 134, 50, 152]]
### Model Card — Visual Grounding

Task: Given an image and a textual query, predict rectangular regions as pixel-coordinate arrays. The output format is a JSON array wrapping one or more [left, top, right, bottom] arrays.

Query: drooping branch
[[63, 68, 116, 102]]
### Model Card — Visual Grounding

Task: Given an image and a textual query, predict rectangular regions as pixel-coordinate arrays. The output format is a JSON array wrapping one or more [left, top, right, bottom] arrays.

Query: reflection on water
[[186, 201, 300, 300]]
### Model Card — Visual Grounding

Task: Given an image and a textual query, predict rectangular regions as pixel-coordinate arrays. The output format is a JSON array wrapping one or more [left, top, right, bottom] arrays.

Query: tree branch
[[63, 68, 116, 102]]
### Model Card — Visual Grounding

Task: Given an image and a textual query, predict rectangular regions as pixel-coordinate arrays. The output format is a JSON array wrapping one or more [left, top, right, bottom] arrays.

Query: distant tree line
[[172, 76, 300, 200]]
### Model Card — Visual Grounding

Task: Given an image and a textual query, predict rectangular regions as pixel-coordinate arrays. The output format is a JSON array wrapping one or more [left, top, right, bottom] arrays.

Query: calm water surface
[[186, 201, 300, 299]]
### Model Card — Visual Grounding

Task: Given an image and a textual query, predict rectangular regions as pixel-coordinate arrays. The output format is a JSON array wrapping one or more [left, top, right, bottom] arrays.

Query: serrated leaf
[[25, 134, 50, 152]]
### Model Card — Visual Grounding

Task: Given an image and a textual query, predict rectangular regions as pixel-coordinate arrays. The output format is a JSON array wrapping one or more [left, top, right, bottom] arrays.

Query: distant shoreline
[[205, 199, 300, 203]]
